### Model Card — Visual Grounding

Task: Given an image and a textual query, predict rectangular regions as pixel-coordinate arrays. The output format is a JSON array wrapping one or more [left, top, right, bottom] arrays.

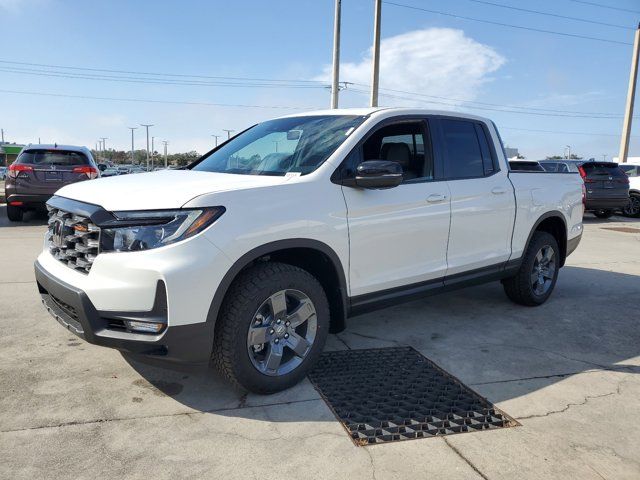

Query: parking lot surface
[[1, 207, 639, 480]]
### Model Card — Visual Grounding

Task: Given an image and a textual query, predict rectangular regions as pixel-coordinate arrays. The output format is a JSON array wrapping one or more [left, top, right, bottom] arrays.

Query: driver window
[[361, 122, 433, 182]]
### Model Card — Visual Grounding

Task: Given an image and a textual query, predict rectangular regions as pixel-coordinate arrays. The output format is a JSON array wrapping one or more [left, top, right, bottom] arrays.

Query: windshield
[[17, 149, 90, 166], [192, 115, 366, 176]]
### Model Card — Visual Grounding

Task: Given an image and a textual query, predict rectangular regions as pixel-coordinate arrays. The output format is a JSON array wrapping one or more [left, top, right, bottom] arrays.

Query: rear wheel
[[212, 262, 329, 394], [593, 209, 614, 219], [622, 193, 640, 218], [6, 205, 24, 222], [502, 231, 560, 306]]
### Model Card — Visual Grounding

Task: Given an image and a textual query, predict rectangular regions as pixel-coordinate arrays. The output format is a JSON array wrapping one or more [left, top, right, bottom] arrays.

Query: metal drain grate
[[308, 347, 518, 446]]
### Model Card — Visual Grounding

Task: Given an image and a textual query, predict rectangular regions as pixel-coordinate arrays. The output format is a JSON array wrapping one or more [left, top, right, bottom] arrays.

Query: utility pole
[[151, 136, 156, 169], [100, 137, 108, 162], [140, 124, 153, 171], [565, 145, 571, 160], [619, 23, 640, 164], [223, 129, 235, 140], [370, 0, 382, 108], [330, 0, 342, 109], [211, 134, 220, 147], [162, 141, 168, 168], [128, 127, 137, 165], [1, 128, 4, 143]]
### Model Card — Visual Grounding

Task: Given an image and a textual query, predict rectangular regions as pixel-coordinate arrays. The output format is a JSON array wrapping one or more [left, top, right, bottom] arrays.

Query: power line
[[501, 126, 638, 137], [0, 88, 310, 110], [0, 59, 325, 84], [463, 0, 634, 30], [347, 87, 631, 119], [567, 0, 640, 14], [382, 1, 632, 46], [0, 66, 325, 89], [350, 82, 628, 117]]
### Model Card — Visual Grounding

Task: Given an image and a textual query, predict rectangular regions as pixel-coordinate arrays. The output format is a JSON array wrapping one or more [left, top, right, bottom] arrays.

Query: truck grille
[[47, 206, 100, 274]]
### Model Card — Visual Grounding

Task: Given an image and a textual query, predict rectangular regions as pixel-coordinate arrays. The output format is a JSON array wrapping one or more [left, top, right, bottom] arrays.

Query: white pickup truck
[[34, 108, 584, 393]]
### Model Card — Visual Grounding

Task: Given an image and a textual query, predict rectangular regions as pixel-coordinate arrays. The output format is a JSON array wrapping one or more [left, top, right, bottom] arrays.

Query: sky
[[1, 0, 639, 160]]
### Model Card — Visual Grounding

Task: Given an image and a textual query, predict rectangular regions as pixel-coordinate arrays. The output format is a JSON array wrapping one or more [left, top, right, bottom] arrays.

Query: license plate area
[[45, 171, 63, 182]]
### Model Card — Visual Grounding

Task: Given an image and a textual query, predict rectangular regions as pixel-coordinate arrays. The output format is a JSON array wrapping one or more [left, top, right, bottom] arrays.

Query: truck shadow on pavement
[[122, 264, 640, 421]]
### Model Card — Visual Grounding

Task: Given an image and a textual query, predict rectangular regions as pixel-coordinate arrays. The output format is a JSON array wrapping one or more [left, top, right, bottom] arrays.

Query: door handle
[[426, 194, 447, 203], [491, 187, 507, 195]]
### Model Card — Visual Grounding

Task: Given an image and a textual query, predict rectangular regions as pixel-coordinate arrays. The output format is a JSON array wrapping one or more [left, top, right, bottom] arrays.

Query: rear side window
[[441, 119, 484, 179], [17, 150, 89, 166], [620, 165, 639, 177]]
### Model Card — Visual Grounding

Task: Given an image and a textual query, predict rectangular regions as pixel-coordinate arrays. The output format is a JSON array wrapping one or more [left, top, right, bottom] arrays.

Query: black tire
[[6, 205, 24, 222], [212, 261, 329, 394], [622, 193, 640, 218], [593, 209, 614, 219], [502, 231, 560, 306]]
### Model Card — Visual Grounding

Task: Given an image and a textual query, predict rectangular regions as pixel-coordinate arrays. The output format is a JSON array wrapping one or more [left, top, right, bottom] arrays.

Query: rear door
[[14, 149, 92, 195], [436, 117, 515, 276]]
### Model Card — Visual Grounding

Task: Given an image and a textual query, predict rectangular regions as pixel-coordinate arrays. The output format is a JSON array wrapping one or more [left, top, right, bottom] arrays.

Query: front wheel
[[622, 194, 640, 218], [212, 262, 329, 394], [593, 209, 614, 219], [502, 231, 560, 306]]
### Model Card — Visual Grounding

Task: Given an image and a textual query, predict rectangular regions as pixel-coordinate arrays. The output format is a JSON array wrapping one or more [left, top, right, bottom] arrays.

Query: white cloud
[[315, 28, 505, 106]]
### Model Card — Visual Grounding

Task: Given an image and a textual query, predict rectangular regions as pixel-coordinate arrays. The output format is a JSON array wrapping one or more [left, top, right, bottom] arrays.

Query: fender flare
[[521, 211, 568, 267], [203, 238, 349, 354]]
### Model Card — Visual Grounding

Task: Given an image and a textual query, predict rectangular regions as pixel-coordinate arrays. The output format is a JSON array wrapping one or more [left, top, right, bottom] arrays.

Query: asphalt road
[[1, 207, 639, 479]]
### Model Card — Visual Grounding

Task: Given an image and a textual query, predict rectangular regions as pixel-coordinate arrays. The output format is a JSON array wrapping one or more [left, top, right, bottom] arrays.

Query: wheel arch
[[206, 239, 349, 345], [523, 211, 568, 267]]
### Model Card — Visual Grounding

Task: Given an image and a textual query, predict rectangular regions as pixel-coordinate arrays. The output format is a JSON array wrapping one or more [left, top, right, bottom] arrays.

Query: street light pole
[[223, 129, 235, 140], [566, 145, 571, 160], [370, 0, 382, 108], [151, 136, 156, 169], [211, 134, 220, 147], [100, 138, 108, 162], [128, 127, 137, 165], [162, 141, 168, 168], [619, 23, 640, 164], [140, 124, 153, 171], [330, 0, 342, 109]]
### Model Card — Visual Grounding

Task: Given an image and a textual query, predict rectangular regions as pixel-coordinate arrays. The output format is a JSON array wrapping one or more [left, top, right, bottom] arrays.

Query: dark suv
[[540, 160, 629, 218], [5, 145, 99, 222]]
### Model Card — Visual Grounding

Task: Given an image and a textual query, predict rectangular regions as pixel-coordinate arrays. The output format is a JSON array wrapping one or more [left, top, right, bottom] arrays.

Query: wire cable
[[567, 0, 640, 14], [382, 1, 632, 45]]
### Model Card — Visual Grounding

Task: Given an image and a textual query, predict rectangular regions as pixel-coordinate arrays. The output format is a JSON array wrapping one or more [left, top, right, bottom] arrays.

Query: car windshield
[[17, 149, 89, 166], [191, 115, 366, 176]]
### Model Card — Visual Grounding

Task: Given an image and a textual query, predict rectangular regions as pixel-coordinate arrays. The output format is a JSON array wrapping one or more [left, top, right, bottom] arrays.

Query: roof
[[22, 144, 90, 153], [276, 107, 493, 124]]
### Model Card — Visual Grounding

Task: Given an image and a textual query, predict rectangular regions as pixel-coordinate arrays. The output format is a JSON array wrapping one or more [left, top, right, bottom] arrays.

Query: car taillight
[[581, 183, 586, 208], [7, 163, 33, 178], [73, 166, 99, 179], [578, 165, 586, 179]]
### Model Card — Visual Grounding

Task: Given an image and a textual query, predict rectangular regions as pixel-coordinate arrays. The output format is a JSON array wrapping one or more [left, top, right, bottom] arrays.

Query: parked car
[[508, 160, 544, 172], [100, 167, 120, 177], [620, 163, 640, 217], [540, 160, 630, 218], [5, 144, 99, 222], [34, 108, 583, 393], [0, 166, 7, 180]]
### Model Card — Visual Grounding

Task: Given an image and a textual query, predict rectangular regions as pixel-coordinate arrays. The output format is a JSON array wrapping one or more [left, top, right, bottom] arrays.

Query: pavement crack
[[469, 370, 590, 386], [516, 379, 625, 420], [363, 447, 378, 480], [443, 437, 490, 480], [0, 397, 322, 434], [333, 333, 352, 350], [346, 331, 406, 346]]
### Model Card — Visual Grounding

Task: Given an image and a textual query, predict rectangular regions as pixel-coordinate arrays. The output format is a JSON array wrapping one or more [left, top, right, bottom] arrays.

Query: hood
[[55, 169, 290, 211]]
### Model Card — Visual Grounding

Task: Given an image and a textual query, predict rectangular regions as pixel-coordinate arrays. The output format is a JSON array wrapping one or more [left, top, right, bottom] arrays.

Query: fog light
[[125, 320, 165, 333]]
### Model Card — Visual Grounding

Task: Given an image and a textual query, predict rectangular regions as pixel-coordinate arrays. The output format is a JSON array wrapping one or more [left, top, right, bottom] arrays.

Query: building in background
[[0, 143, 25, 166], [504, 147, 520, 159], [613, 157, 640, 164]]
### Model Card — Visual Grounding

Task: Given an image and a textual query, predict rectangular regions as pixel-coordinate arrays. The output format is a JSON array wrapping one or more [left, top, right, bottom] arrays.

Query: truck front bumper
[[35, 260, 216, 365]]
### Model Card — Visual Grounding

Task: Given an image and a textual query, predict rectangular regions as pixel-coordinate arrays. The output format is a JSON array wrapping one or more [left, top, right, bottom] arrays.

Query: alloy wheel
[[531, 245, 556, 296], [246, 289, 317, 376], [623, 196, 640, 217]]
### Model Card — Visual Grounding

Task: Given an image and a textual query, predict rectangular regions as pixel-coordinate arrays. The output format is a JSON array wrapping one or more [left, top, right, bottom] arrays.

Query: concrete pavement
[[1, 207, 639, 479]]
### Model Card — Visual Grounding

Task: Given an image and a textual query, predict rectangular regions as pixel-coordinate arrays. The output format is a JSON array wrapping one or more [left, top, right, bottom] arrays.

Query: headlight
[[100, 207, 225, 252]]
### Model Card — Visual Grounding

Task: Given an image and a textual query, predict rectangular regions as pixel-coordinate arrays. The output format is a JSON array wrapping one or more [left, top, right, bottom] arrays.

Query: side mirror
[[352, 160, 403, 189]]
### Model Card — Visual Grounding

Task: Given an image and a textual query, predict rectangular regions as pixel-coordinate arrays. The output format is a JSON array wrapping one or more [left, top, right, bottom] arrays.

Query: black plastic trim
[[567, 233, 582, 257], [348, 260, 520, 317], [205, 238, 349, 335], [519, 211, 568, 267]]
